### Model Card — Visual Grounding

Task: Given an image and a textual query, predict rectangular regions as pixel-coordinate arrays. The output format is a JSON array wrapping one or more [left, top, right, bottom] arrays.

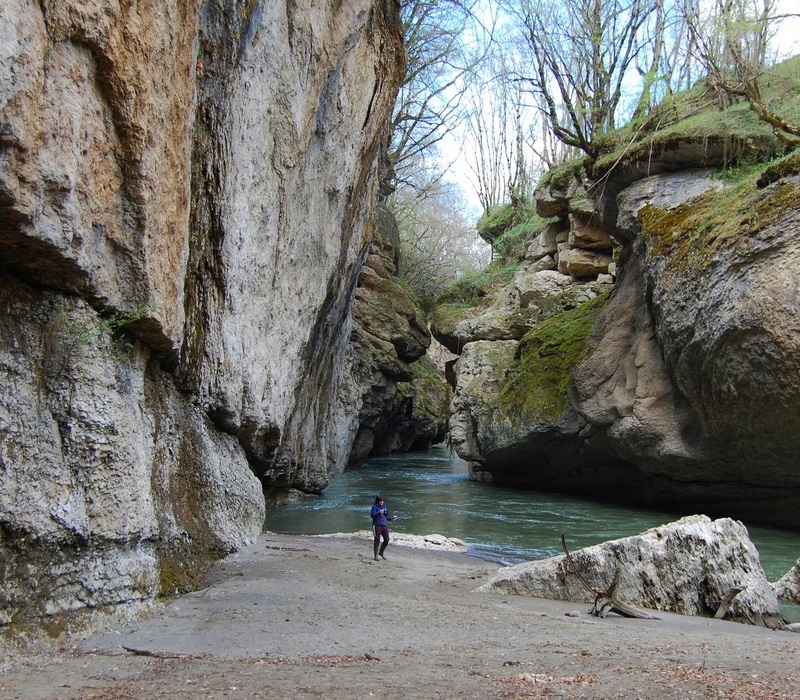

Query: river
[[263, 446, 800, 618]]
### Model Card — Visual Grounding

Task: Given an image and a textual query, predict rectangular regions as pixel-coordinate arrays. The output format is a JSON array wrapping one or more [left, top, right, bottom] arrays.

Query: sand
[[1, 531, 799, 699]]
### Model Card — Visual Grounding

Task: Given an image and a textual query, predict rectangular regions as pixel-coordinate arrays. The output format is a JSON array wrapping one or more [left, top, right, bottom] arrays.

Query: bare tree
[[463, 45, 553, 213], [389, 177, 491, 308], [685, 0, 800, 147], [463, 73, 516, 211], [509, 0, 658, 158], [632, 0, 701, 118], [389, 0, 492, 192]]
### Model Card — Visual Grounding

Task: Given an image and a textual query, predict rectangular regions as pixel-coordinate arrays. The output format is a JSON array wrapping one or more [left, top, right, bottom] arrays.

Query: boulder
[[448, 340, 519, 464], [615, 169, 726, 243], [557, 248, 613, 277], [536, 168, 589, 218], [525, 223, 560, 261], [568, 213, 614, 250], [478, 515, 781, 624], [774, 559, 800, 604]]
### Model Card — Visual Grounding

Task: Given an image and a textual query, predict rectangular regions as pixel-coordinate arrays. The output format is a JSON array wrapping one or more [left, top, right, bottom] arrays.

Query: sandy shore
[[1, 532, 799, 699]]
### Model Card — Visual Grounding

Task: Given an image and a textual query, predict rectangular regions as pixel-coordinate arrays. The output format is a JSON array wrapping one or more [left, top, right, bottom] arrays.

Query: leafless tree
[[632, 0, 702, 118], [685, 0, 800, 147], [508, 0, 659, 158], [389, 0, 492, 192], [389, 177, 491, 308], [462, 43, 560, 213]]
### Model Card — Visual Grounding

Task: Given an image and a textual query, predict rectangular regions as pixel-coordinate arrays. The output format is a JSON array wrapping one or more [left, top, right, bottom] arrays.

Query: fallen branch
[[121, 645, 195, 659], [714, 586, 745, 619], [561, 534, 659, 620]]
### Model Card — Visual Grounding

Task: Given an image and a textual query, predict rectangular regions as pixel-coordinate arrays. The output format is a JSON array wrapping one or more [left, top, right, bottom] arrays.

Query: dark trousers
[[373, 525, 389, 550]]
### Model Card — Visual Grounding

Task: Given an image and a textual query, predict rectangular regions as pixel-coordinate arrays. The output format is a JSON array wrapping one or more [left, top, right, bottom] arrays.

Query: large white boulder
[[478, 515, 781, 624], [774, 559, 800, 604]]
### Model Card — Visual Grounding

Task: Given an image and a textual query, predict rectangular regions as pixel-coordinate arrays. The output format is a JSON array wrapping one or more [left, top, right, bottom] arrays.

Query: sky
[[440, 2, 800, 216]]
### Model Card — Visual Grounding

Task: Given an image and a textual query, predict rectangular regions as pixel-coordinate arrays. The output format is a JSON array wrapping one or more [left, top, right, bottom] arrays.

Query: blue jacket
[[371, 503, 391, 527]]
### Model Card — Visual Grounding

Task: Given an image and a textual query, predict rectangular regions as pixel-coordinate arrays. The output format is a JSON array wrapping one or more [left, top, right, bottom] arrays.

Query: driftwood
[[713, 586, 745, 619], [561, 534, 659, 620], [121, 645, 196, 659]]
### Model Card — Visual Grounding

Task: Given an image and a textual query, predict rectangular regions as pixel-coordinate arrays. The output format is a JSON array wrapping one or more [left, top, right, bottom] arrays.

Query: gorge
[[2, 0, 800, 642]]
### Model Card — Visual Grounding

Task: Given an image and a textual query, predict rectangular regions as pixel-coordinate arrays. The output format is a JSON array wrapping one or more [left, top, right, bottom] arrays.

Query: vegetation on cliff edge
[[638, 153, 800, 273]]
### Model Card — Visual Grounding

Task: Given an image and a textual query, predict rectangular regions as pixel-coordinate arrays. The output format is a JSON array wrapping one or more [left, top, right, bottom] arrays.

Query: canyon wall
[[0, 0, 404, 636], [436, 139, 800, 530]]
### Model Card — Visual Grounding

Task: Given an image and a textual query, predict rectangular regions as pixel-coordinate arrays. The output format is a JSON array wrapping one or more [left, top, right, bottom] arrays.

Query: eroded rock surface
[[337, 206, 450, 468], [479, 515, 781, 625], [439, 157, 800, 529], [774, 559, 800, 604], [1, 0, 404, 636]]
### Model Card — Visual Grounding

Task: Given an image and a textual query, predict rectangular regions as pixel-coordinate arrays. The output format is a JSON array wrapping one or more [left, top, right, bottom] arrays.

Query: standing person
[[370, 494, 395, 561]]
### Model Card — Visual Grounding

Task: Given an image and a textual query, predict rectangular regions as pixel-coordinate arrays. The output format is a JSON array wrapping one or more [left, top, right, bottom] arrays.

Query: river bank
[[2, 532, 799, 699]]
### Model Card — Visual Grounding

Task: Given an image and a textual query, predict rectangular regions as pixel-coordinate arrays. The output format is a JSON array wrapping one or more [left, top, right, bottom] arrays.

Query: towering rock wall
[[0, 0, 404, 634], [436, 144, 800, 530], [341, 206, 450, 469]]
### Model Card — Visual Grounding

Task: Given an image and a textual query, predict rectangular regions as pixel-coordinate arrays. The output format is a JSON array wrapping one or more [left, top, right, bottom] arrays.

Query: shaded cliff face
[[0, 0, 403, 635], [339, 206, 450, 470], [439, 150, 800, 530], [182, 1, 405, 492]]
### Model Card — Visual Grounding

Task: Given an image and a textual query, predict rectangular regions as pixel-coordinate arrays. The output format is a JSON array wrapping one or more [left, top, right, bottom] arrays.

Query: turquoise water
[[264, 447, 800, 621], [263, 447, 800, 585]]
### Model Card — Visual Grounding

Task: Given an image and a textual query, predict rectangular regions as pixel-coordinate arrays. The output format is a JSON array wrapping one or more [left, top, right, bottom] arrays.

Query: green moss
[[592, 55, 800, 175], [477, 204, 518, 245], [477, 203, 555, 264], [499, 292, 610, 424], [398, 354, 451, 420], [435, 263, 518, 307], [537, 156, 590, 191], [157, 539, 225, 598], [639, 171, 800, 273]]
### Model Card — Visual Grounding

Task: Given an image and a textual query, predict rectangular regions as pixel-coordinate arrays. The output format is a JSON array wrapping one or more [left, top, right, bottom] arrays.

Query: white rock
[[478, 515, 780, 623]]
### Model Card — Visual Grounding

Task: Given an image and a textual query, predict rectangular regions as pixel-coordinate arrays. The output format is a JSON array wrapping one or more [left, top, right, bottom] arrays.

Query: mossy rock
[[499, 292, 610, 424], [638, 169, 800, 274]]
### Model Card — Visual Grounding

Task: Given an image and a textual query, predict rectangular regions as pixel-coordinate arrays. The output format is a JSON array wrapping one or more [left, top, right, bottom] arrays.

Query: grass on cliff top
[[477, 203, 556, 262], [436, 260, 520, 307], [538, 55, 800, 186], [595, 55, 800, 174], [499, 292, 610, 424], [434, 204, 555, 322], [638, 152, 800, 272]]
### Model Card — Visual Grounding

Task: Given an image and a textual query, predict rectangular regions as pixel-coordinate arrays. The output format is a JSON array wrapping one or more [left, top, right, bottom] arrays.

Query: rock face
[[479, 516, 781, 624], [437, 146, 800, 528], [774, 560, 800, 604], [332, 206, 450, 469], [0, 0, 404, 633]]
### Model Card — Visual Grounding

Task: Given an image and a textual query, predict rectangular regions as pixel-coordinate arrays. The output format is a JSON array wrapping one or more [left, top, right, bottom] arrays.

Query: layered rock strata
[[437, 154, 800, 529], [0, 0, 404, 633], [321, 206, 450, 472]]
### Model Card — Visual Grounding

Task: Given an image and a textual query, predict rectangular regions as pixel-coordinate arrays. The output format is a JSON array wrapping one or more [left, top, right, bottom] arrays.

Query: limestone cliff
[[435, 78, 800, 530], [341, 206, 450, 468], [0, 0, 404, 635]]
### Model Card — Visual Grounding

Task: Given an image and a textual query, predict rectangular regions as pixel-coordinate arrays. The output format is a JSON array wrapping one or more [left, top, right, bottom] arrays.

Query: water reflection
[[263, 446, 800, 582]]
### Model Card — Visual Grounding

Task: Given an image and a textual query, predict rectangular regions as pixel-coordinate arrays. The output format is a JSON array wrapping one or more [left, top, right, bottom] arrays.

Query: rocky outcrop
[[341, 207, 450, 467], [1, 0, 404, 635], [774, 559, 800, 604], [438, 144, 800, 528], [479, 515, 782, 625]]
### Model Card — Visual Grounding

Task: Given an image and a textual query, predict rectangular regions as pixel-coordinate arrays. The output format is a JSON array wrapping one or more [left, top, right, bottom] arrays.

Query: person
[[370, 494, 395, 561]]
